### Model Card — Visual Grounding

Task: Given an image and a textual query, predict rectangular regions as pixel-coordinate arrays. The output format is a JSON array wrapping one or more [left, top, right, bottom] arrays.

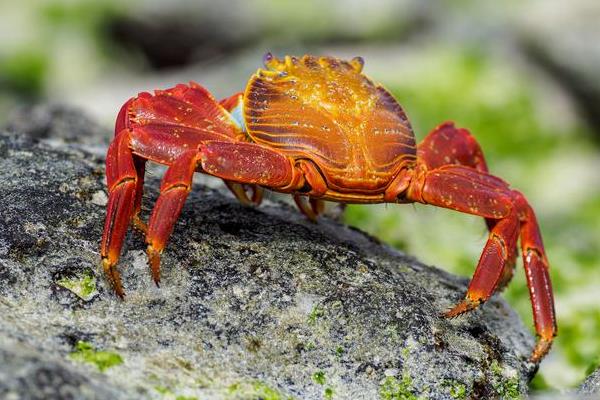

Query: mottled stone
[[0, 130, 537, 399], [0, 339, 127, 400], [579, 367, 600, 396], [5, 104, 111, 146]]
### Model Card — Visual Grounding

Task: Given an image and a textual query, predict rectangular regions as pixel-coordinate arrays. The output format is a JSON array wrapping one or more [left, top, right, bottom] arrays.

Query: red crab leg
[[291, 160, 328, 220], [224, 181, 264, 206], [144, 140, 302, 284], [199, 141, 298, 188], [417, 122, 517, 287], [218, 92, 265, 206], [223, 92, 326, 218], [513, 191, 557, 361], [100, 130, 140, 298], [418, 122, 494, 232], [115, 98, 149, 234], [219, 92, 243, 111], [311, 198, 326, 216], [145, 151, 202, 285], [293, 195, 325, 222], [418, 122, 489, 172], [131, 157, 148, 234], [407, 165, 517, 310], [407, 164, 556, 361], [103, 83, 250, 296], [250, 185, 265, 204], [203, 144, 329, 221], [115, 97, 134, 134], [444, 207, 520, 317]]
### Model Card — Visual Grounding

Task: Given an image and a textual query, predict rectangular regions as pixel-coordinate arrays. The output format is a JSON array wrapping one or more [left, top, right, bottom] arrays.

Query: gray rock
[[5, 103, 111, 147], [0, 338, 127, 400], [0, 130, 537, 399], [579, 367, 600, 395]]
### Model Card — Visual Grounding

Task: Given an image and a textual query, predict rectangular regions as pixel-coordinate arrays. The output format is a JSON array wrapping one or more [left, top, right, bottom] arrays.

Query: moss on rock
[[69, 341, 123, 372]]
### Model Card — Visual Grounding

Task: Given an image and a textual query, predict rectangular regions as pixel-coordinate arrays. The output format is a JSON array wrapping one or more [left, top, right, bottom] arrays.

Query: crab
[[100, 53, 556, 362]]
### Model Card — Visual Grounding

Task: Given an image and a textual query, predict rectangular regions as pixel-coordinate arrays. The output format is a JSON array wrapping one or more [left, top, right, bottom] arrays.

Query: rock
[[0, 339, 127, 400], [579, 367, 600, 395], [0, 127, 537, 400], [5, 103, 111, 147]]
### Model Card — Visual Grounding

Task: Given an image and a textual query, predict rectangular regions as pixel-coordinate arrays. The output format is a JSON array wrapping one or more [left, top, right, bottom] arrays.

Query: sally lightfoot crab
[[100, 53, 556, 362]]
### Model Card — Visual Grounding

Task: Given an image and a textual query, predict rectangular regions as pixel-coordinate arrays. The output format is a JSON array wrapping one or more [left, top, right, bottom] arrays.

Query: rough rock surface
[[5, 103, 111, 147], [0, 130, 537, 399], [579, 367, 600, 395]]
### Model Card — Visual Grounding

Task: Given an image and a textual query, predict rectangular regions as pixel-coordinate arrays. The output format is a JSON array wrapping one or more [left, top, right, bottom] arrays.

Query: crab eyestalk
[[350, 56, 364, 72], [262, 51, 273, 68]]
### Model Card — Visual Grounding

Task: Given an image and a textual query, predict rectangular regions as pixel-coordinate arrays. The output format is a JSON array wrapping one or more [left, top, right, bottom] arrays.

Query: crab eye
[[263, 52, 274, 68], [351, 56, 364, 72]]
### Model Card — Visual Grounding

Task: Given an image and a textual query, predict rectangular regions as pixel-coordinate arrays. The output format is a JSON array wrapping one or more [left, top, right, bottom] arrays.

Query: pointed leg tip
[[115, 288, 126, 300], [442, 307, 464, 319], [443, 298, 481, 319], [225, 181, 258, 207], [102, 257, 126, 299], [529, 339, 553, 364], [293, 195, 320, 222], [251, 186, 264, 206], [146, 244, 162, 287]]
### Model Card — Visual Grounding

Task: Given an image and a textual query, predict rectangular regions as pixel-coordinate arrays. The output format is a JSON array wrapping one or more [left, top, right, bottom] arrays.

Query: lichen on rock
[[69, 341, 123, 372], [57, 270, 98, 301]]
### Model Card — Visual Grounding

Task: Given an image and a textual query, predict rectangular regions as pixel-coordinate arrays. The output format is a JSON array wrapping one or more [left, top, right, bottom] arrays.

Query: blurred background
[[1, 0, 599, 394]]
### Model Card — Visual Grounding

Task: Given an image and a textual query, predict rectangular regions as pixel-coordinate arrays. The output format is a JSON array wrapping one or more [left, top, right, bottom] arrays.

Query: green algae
[[492, 376, 521, 399], [312, 371, 334, 399], [69, 340, 123, 372], [312, 370, 326, 385], [227, 380, 290, 400], [379, 375, 418, 400], [57, 270, 97, 300], [154, 386, 198, 400], [308, 304, 324, 325], [154, 386, 170, 395], [490, 360, 521, 399], [442, 380, 466, 399]]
